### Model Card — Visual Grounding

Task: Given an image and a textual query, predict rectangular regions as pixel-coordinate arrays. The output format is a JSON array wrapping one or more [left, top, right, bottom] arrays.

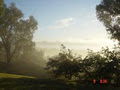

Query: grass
[[0, 73, 35, 79], [0, 73, 120, 90]]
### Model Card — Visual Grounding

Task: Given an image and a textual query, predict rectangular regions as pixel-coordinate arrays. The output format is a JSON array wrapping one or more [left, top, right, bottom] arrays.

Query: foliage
[[46, 45, 120, 86], [96, 0, 120, 42], [46, 44, 82, 80], [0, 2, 38, 64]]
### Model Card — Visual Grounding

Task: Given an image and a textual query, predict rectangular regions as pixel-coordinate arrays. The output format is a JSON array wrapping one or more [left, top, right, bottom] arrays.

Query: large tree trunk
[[4, 44, 13, 73], [5, 49, 12, 73], [6, 52, 12, 64], [5, 44, 12, 64]]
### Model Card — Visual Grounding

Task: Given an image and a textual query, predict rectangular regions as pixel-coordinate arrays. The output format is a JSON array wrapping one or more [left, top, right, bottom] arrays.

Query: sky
[[4, 0, 118, 51]]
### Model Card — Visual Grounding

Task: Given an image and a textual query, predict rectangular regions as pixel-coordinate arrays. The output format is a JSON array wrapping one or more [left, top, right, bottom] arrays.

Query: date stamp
[[93, 79, 108, 84]]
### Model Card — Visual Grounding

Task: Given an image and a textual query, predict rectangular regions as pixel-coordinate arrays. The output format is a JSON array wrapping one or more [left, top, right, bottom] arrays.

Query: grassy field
[[0, 73, 120, 90], [0, 73, 35, 79]]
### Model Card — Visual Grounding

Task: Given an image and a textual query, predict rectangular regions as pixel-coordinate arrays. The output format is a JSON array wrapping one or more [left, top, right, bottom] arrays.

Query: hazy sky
[[4, 0, 117, 50]]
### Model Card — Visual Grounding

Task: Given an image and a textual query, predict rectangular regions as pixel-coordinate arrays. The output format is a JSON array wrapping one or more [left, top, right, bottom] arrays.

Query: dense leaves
[[96, 0, 120, 42], [46, 45, 120, 86], [0, 2, 38, 64], [46, 45, 82, 80], [96, 1, 120, 85]]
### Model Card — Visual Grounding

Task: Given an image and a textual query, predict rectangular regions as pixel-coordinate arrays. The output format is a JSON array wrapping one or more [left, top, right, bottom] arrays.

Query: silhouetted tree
[[96, 0, 120, 43], [95, 46, 120, 85], [46, 45, 82, 80], [46, 45, 120, 86], [96, 1, 120, 85], [80, 50, 104, 81], [0, 2, 38, 64]]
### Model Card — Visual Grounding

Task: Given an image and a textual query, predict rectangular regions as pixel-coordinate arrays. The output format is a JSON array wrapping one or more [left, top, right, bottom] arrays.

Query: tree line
[[46, 0, 120, 86], [46, 44, 120, 86]]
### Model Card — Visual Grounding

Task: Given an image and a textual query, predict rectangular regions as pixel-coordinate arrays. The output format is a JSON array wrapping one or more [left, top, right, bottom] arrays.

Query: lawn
[[0, 73, 120, 90], [0, 73, 35, 79]]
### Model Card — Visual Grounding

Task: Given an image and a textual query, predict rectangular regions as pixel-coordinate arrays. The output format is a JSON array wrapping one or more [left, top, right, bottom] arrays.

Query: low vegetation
[[46, 45, 120, 87]]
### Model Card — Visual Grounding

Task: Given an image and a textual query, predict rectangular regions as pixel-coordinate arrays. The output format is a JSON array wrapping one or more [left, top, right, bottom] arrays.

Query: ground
[[0, 73, 120, 90]]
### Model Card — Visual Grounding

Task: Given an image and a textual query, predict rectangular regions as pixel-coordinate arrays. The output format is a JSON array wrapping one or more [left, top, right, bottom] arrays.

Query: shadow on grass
[[0, 78, 120, 90]]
